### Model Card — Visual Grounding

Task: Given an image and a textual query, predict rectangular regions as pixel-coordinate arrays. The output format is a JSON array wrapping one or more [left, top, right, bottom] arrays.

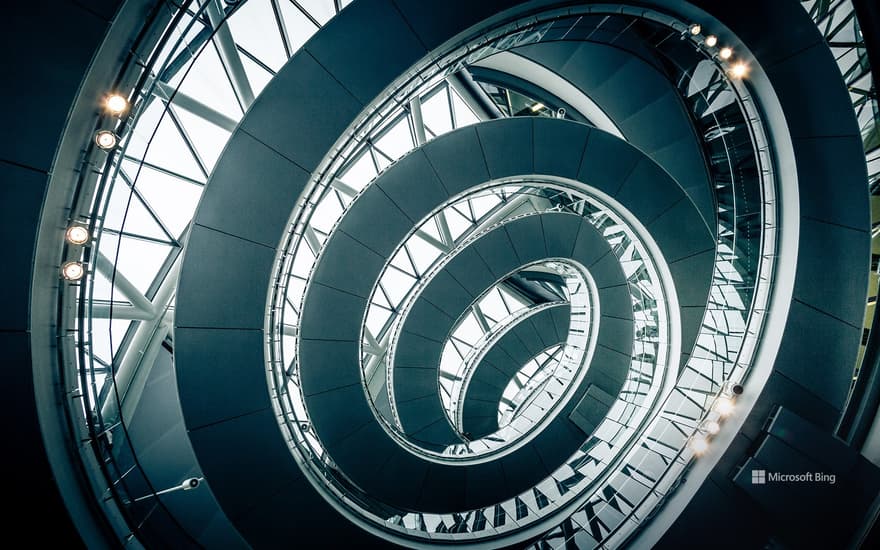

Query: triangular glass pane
[[450, 87, 481, 127], [421, 86, 453, 136], [390, 246, 417, 277], [372, 146, 393, 171], [366, 307, 392, 337], [453, 314, 483, 346], [141, 110, 207, 183], [380, 268, 415, 306], [339, 149, 377, 193], [499, 285, 528, 312], [171, 103, 232, 173], [479, 288, 508, 321], [123, 99, 165, 161], [309, 193, 344, 233], [123, 159, 202, 238], [228, 0, 288, 71], [470, 193, 502, 220], [176, 40, 244, 121], [444, 207, 472, 240], [291, 243, 316, 278], [90, 318, 134, 362], [406, 238, 442, 275], [103, 177, 172, 241], [373, 285, 393, 310], [240, 53, 274, 98], [286, 277, 306, 308], [114, 235, 175, 295], [278, 0, 320, 54], [375, 116, 415, 160], [448, 337, 471, 360], [420, 217, 443, 243], [297, 0, 336, 25]]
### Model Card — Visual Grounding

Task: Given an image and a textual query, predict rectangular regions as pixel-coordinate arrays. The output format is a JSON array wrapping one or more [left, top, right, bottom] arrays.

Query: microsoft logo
[[751, 469, 766, 485]]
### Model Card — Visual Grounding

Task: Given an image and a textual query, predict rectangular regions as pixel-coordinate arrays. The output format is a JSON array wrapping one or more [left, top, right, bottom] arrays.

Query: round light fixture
[[105, 94, 129, 116], [729, 62, 750, 79], [688, 23, 702, 36], [703, 420, 721, 435], [65, 225, 90, 245], [713, 396, 735, 417], [704, 35, 718, 47], [689, 434, 710, 455], [61, 261, 85, 281], [719, 47, 734, 60], [94, 130, 118, 150]]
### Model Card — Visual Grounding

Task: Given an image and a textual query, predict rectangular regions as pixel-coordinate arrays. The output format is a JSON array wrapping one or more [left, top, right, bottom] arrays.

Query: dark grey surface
[[175, 224, 276, 330], [513, 40, 716, 234], [194, 131, 309, 249]]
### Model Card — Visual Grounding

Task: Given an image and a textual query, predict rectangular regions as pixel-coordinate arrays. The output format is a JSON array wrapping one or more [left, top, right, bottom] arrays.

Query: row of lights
[[688, 382, 743, 456], [94, 93, 130, 150], [62, 225, 90, 281], [687, 23, 749, 80], [679, 22, 747, 455], [63, 93, 131, 280]]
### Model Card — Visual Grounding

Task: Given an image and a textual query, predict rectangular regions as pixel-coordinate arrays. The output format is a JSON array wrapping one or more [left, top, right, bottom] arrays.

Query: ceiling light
[[105, 94, 129, 116], [62, 261, 85, 281], [688, 23, 702, 36], [689, 434, 710, 455], [703, 420, 721, 435], [719, 47, 734, 60], [704, 35, 718, 47], [530, 102, 546, 112], [95, 130, 118, 150], [713, 396, 735, 417], [729, 62, 750, 79], [65, 225, 90, 245]]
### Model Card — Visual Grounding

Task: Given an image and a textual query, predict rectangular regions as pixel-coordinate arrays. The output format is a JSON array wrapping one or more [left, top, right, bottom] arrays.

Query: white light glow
[[95, 130, 118, 150], [65, 225, 90, 245], [689, 435, 710, 455], [105, 94, 129, 115], [713, 397, 735, 417], [62, 261, 85, 281], [729, 62, 750, 79]]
